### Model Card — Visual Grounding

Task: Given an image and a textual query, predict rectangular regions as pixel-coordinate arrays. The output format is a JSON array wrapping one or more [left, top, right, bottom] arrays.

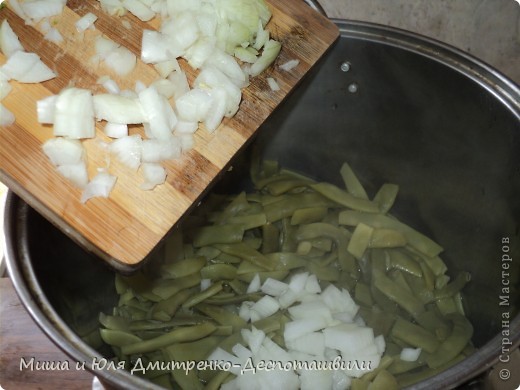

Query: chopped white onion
[[150, 79, 176, 99], [0, 103, 15, 126], [104, 122, 128, 138], [194, 66, 241, 117], [139, 86, 177, 139], [122, 0, 155, 21], [76, 12, 98, 32], [97, 76, 121, 95], [175, 87, 213, 123], [153, 60, 179, 78], [174, 120, 198, 134], [21, 0, 66, 21], [95, 36, 120, 59], [141, 30, 182, 64], [246, 273, 261, 293], [56, 162, 89, 188], [109, 134, 142, 169], [99, 0, 126, 17], [141, 137, 181, 163], [0, 20, 25, 58], [267, 77, 280, 91], [140, 163, 166, 190], [201, 278, 211, 291], [104, 46, 136, 76], [1, 51, 57, 83], [280, 59, 300, 72], [53, 88, 95, 139], [37, 95, 57, 124], [42, 138, 85, 166], [249, 39, 281, 77], [81, 172, 117, 203], [93, 94, 147, 124], [177, 133, 194, 151], [400, 347, 422, 362]]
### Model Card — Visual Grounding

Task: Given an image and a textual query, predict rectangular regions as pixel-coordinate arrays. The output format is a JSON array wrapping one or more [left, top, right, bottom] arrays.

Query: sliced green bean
[[339, 162, 369, 200], [290, 206, 328, 225], [237, 270, 289, 283], [416, 310, 450, 340], [152, 273, 202, 300], [311, 182, 379, 212], [265, 252, 307, 270], [99, 313, 130, 331], [398, 354, 465, 387], [364, 369, 398, 390], [261, 223, 280, 254], [204, 370, 232, 390], [369, 229, 407, 248], [348, 222, 374, 259], [373, 183, 399, 214], [121, 323, 217, 355], [200, 264, 237, 280], [100, 328, 142, 347], [373, 271, 425, 319], [355, 282, 374, 307], [162, 256, 207, 279], [192, 225, 245, 247], [265, 178, 314, 195], [391, 317, 440, 353], [263, 192, 334, 222], [205, 293, 263, 305], [195, 303, 247, 330], [214, 242, 278, 271], [434, 272, 471, 300], [152, 288, 196, 319], [339, 211, 444, 258], [182, 282, 224, 309]]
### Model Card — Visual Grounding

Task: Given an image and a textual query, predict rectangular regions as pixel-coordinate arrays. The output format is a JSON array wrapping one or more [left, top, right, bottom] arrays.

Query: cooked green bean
[[121, 323, 217, 355], [192, 225, 245, 247], [373, 183, 399, 214], [290, 206, 328, 225], [339, 211, 444, 258], [182, 282, 224, 309], [204, 370, 232, 390], [227, 213, 267, 230], [370, 229, 407, 248], [398, 354, 465, 387], [162, 256, 207, 279], [263, 192, 333, 222], [261, 223, 280, 254], [348, 222, 374, 259], [391, 318, 440, 353], [200, 264, 237, 280], [311, 182, 379, 212], [100, 329, 142, 347], [152, 289, 195, 319], [373, 271, 425, 319], [365, 369, 399, 390], [434, 272, 471, 300], [195, 303, 247, 330], [214, 242, 278, 271], [339, 162, 369, 200], [425, 314, 473, 369], [152, 273, 201, 300]]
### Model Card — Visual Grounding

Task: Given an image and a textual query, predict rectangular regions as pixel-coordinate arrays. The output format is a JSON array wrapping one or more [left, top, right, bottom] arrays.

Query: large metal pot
[[4, 17, 520, 390]]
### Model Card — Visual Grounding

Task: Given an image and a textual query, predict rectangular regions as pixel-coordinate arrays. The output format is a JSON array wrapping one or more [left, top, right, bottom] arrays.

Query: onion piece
[[75, 12, 98, 32], [122, 0, 155, 21], [161, 11, 199, 52], [8, 0, 30, 22], [81, 172, 117, 203], [175, 87, 213, 123], [93, 94, 147, 124], [153, 60, 179, 78], [56, 162, 89, 188], [53, 88, 95, 139], [400, 347, 422, 362], [109, 134, 142, 169], [37, 95, 58, 124], [21, 0, 66, 21], [96, 76, 120, 95], [141, 137, 181, 163], [104, 122, 128, 138], [183, 36, 217, 69], [1, 51, 57, 83], [246, 273, 261, 293], [0, 103, 15, 126], [0, 20, 25, 58], [280, 59, 300, 72], [141, 30, 182, 64], [139, 86, 177, 139], [194, 66, 241, 117], [140, 163, 166, 190], [104, 46, 136, 76], [249, 39, 281, 77], [44, 27, 64, 43], [267, 77, 280, 91], [177, 133, 194, 151], [42, 138, 85, 166]]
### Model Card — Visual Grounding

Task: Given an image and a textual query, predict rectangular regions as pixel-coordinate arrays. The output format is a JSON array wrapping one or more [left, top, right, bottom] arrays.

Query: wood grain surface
[[0, 1, 339, 270]]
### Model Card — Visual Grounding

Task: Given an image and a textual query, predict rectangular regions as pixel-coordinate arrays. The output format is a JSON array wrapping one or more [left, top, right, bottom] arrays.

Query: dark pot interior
[[5, 20, 520, 390]]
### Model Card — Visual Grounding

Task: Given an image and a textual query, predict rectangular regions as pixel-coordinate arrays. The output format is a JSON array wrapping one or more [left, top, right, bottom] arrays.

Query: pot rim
[[4, 18, 520, 390]]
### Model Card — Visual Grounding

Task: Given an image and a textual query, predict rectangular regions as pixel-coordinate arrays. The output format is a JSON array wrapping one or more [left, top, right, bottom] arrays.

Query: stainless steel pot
[[4, 16, 520, 390]]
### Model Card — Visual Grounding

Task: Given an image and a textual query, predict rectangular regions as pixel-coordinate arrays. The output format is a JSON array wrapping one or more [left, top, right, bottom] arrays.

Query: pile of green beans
[[98, 161, 474, 389]]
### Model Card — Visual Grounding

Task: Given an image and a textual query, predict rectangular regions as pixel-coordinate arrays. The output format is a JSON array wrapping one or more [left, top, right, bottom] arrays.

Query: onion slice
[[81, 172, 117, 203], [0, 103, 15, 126], [0, 20, 24, 58], [1, 51, 57, 83]]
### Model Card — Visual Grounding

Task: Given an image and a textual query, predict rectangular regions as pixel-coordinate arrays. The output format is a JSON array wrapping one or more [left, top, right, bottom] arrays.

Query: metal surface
[[4, 18, 520, 390]]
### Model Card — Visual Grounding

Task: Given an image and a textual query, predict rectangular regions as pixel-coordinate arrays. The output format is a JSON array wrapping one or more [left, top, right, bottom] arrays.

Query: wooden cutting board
[[0, 0, 338, 271]]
